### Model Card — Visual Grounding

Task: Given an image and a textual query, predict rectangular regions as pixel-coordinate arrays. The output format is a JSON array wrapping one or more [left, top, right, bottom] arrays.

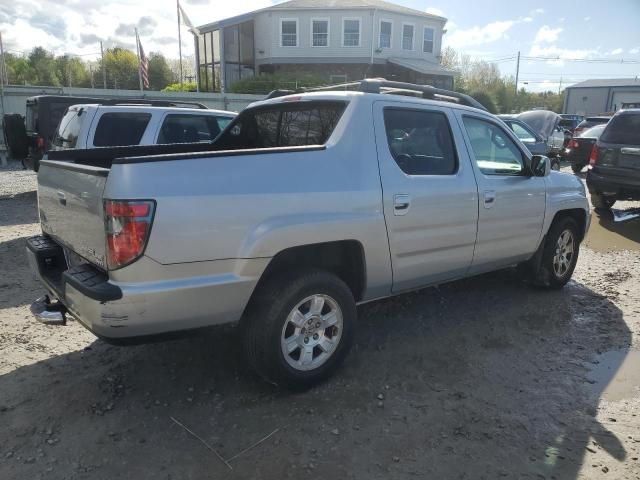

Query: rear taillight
[[36, 135, 45, 152], [569, 139, 579, 149], [104, 200, 155, 270], [589, 145, 599, 166]]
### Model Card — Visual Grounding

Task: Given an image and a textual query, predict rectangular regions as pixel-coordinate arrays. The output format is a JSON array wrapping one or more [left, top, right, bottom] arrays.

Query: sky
[[1, 0, 639, 92]]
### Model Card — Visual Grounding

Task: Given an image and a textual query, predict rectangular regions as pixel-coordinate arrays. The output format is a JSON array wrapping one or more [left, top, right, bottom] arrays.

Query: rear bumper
[[587, 168, 640, 200], [26, 235, 265, 341]]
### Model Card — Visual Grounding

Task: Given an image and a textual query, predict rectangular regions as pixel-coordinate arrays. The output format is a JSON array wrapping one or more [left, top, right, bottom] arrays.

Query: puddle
[[585, 209, 640, 252], [586, 350, 640, 402]]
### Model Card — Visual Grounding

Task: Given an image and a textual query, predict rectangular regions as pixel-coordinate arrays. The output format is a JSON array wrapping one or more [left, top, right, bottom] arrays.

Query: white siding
[[253, 9, 445, 63]]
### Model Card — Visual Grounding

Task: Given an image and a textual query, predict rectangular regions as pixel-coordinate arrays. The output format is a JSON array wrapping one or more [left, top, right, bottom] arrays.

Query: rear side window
[[600, 114, 640, 145], [157, 114, 232, 144], [93, 113, 151, 147], [53, 110, 83, 149], [215, 101, 346, 150], [383, 108, 457, 175]]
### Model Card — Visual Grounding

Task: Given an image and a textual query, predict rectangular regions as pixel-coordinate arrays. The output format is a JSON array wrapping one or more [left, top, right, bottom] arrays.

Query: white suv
[[51, 104, 236, 153]]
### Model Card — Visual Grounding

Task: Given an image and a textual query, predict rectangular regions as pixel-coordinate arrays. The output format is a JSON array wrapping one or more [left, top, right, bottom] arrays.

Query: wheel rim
[[280, 294, 343, 372], [552, 163, 560, 171], [553, 229, 574, 277]]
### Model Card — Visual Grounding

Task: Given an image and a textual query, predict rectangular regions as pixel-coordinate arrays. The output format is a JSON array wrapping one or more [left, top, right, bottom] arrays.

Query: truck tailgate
[[38, 160, 109, 269]]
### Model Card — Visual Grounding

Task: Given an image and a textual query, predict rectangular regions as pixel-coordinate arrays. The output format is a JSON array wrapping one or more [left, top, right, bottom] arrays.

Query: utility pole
[[558, 76, 562, 95], [0, 31, 7, 85], [514, 50, 520, 96], [100, 41, 107, 89], [177, 0, 183, 84]]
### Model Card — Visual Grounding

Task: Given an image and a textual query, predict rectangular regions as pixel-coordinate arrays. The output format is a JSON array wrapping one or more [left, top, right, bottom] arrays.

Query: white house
[[195, 0, 454, 91]]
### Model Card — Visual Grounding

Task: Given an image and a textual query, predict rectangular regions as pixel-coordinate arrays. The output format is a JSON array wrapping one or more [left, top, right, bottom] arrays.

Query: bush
[[469, 90, 498, 114], [228, 74, 326, 94], [162, 82, 198, 92]]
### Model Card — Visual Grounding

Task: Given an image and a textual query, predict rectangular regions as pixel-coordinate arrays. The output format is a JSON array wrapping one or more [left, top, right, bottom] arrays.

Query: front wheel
[[242, 270, 356, 389], [520, 217, 580, 289]]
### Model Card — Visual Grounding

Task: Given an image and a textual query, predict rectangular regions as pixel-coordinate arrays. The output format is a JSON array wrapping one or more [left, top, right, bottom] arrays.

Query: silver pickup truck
[[28, 80, 590, 388]]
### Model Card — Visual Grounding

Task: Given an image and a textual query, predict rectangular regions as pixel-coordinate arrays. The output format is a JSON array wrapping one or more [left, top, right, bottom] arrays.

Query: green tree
[[55, 55, 91, 88], [148, 53, 175, 90], [3, 53, 31, 85], [95, 47, 139, 90], [469, 90, 498, 114], [28, 47, 60, 86]]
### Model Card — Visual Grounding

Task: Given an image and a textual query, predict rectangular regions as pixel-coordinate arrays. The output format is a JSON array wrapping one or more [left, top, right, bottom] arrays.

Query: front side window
[[93, 112, 151, 147], [402, 24, 414, 50], [423, 27, 434, 53], [312, 19, 329, 47], [215, 101, 347, 150], [463, 116, 525, 175], [53, 109, 83, 149], [383, 108, 457, 175], [343, 19, 360, 46], [281, 19, 297, 47], [379, 20, 392, 48], [157, 114, 231, 144]]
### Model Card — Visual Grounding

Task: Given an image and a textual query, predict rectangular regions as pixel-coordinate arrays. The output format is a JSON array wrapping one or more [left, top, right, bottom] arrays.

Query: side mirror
[[530, 155, 551, 177]]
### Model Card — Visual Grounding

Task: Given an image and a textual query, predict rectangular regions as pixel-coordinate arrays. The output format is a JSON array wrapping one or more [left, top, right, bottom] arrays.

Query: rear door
[[456, 112, 546, 273], [374, 101, 479, 292]]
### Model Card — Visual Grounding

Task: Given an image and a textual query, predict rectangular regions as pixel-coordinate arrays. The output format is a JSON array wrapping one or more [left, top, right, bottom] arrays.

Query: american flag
[[137, 35, 149, 89]]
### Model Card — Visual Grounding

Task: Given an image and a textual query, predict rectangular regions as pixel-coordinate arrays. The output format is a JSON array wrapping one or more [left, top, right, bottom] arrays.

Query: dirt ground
[[1, 162, 639, 480]]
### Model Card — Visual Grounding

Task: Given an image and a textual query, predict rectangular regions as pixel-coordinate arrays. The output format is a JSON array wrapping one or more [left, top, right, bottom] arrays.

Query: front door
[[374, 102, 479, 292], [455, 113, 546, 273]]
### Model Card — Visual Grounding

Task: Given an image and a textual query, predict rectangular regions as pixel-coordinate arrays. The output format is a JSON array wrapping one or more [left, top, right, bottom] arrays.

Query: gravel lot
[[1, 163, 639, 480]]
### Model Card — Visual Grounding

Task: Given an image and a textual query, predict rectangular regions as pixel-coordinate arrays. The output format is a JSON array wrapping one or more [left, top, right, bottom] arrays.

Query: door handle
[[483, 190, 496, 209], [393, 194, 411, 216]]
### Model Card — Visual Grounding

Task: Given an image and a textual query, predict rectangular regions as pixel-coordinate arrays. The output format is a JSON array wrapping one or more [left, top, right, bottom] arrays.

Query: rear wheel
[[591, 192, 616, 211], [571, 163, 583, 174], [242, 269, 355, 389], [551, 158, 561, 171], [520, 217, 580, 289]]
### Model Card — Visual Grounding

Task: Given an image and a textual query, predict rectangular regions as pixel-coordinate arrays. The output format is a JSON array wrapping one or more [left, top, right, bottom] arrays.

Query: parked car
[[573, 116, 610, 137], [558, 114, 584, 134], [27, 79, 590, 388], [587, 109, 640, 209], [50, 105, 235, 154], [2, 95, 210, 171], [498, 116, 561, 170], [516, 110, 567, 157], [565, 124, 606, 173]]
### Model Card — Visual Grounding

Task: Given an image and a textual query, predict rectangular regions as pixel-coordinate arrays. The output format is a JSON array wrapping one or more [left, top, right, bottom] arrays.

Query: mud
[[1, 164, 639, 480]]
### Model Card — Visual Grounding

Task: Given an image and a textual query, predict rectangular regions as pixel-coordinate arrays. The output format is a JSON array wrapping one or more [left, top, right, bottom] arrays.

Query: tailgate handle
[[621, 147, 640, 156], [57, 191, 67, 206]]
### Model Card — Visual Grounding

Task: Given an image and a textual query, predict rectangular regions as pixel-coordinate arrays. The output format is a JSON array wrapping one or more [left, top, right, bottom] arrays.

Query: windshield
[[578, 125, 605, 138]]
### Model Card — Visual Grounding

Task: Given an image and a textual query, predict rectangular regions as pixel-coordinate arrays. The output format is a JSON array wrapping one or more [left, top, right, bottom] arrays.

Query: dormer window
[[423, 27, 434, 53], [343, 18, 361, 47], [280, 19, 298, 47]]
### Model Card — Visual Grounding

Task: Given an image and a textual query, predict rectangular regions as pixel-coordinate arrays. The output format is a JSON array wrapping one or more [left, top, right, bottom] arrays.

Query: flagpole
[[177, 0, 183, 84], [135, 28, 143, 94]]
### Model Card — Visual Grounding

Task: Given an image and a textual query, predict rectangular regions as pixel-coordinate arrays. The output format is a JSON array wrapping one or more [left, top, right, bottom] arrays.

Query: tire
[[551, 159, 561, 171], [242, 269, 356, 389], [520, 217, 580, 289], [591, 192, 616, 211], [571, 163, 583, 174]]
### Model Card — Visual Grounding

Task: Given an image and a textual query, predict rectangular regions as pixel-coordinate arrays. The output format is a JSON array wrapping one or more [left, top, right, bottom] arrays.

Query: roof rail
[[294, 78, 487, 111], [96, 99, 209, 109]]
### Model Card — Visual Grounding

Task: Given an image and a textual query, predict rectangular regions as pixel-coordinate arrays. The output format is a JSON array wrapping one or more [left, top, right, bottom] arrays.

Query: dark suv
[[586, 109, 640, 209]]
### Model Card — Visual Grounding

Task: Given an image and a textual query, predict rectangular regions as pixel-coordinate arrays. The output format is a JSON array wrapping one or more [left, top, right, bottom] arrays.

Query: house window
[[379, 20, 392, 48], [280, 19, 298, 47], [402, 24, 414, 50], [423, 27, 434, 53], [312, 19, 329, 47], [343, 18, 360, 46]]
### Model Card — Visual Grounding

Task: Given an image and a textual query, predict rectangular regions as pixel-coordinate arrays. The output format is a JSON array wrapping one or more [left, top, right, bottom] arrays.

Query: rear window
[[52, 109, 83, 149], [157, 114, 233, 144], [215, 101, 346, 150], [93, 112, 151, 147], [578, 125, 605, 138], [600, 114, 640, 145]]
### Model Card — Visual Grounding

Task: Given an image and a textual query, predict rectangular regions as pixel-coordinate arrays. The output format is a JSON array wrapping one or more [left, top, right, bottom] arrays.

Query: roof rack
[[266, 78, 487, 111], [99, 99, 209, 109]]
